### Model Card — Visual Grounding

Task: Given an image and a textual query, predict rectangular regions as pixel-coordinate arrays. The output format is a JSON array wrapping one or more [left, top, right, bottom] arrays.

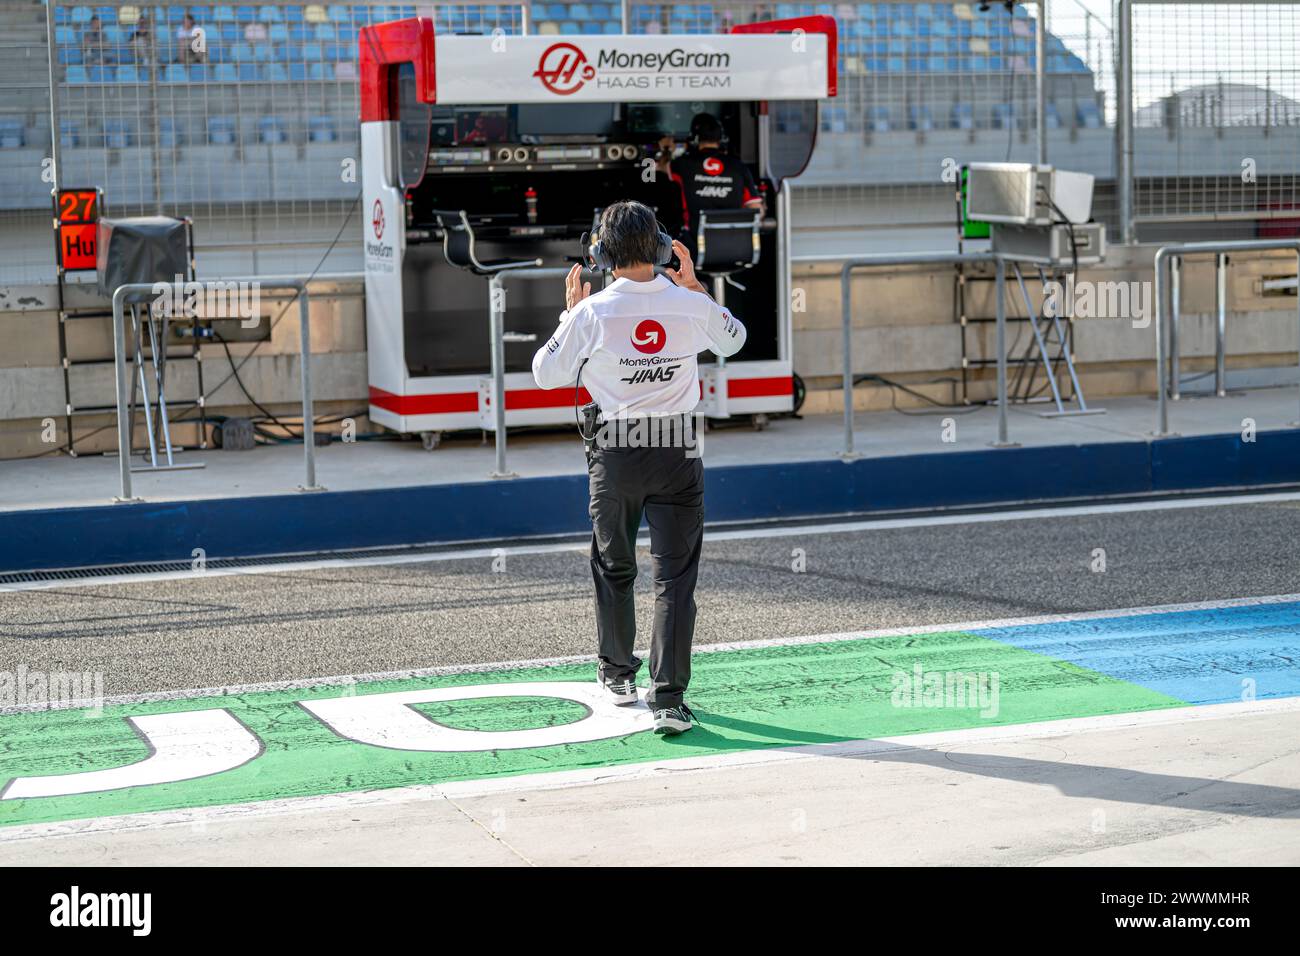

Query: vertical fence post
[[1153, 249, 1170, 436], [1035, 0, 1047, 164], [839, 263, 855, 459], [1170, 255, 1181, 400], [1116, 0, 1135, 245], [992, 256, 1014, 447], [297, 284, 324, 491], [489, 273, 512, 478], [1215, 253, 1228, 397]]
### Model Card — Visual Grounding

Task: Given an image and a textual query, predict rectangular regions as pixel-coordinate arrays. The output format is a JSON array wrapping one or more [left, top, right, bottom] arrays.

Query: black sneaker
[[652, 703, 697, 736], [598, 674, 638, 706]]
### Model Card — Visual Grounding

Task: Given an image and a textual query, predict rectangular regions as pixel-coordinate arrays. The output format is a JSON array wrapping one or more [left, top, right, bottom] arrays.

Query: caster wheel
[[420, 431, 442, 451], [751, 414, 770, 432]]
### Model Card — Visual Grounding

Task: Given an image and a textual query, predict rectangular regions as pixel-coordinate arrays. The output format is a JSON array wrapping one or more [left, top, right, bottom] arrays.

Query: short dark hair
[[690, 112, 724, 144], [597, 201, 660, 269]]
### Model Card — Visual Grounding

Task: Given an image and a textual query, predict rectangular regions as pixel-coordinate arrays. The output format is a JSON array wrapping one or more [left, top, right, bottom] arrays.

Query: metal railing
[[109, 273, 365, 501], [1152, 239, 1300, 436], [791, 250, 1010, 456]]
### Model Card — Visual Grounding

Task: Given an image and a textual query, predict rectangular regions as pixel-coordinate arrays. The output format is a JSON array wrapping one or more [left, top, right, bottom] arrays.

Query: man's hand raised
[[665, 240, 708, 296], [564, 262, 591, 312]]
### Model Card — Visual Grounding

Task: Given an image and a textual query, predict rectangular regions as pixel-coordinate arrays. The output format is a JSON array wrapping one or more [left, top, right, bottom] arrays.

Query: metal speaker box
[[966, 163, 1095, 226], [991, 222, 1107, 269]]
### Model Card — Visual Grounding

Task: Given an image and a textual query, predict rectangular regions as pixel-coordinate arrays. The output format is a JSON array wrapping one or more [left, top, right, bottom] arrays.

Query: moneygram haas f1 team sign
[[358, 17, 836, 114]]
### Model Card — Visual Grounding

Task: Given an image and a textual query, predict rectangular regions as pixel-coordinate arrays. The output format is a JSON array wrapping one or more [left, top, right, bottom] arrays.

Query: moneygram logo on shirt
[[631, 319, 667, 355], [533, 42, 733, 95]]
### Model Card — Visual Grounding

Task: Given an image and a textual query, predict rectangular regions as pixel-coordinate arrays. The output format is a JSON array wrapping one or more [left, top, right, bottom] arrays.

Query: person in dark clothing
[[672, 112, 765, 252]]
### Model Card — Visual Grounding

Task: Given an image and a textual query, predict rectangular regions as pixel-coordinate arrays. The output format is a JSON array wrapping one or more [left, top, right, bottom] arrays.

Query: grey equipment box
[[991, 221, 1107, 269]]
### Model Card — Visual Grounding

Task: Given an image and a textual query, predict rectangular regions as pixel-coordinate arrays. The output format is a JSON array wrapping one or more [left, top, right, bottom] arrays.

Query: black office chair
[[694, 207, 762, 302], [431, 209, 542, 275]]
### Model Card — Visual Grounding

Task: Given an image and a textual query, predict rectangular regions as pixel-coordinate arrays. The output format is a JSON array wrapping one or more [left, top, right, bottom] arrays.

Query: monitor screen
[[514, 103, 618, 142], [625, 102, 725, 139]]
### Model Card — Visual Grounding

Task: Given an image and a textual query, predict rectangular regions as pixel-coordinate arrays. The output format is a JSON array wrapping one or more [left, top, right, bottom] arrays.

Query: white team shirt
[[531, 274, 747, 418]]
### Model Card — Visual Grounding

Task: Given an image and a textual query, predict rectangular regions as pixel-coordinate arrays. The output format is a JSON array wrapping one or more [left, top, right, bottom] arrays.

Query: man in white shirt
[[532, 200, 746, 735]]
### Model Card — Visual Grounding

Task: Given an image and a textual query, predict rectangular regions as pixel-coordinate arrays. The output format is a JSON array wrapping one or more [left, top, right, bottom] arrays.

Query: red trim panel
[[728, 376, 793, 399], [359, 17, 437, 123], [730, 16, 837, 98], [504, 387, 593, 410], [369, 386, 477, 415]]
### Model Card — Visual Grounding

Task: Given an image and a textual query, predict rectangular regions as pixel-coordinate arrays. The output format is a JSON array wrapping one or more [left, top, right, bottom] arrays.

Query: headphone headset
[[689, 112, 727, 148], [581, 222, 674, 272]]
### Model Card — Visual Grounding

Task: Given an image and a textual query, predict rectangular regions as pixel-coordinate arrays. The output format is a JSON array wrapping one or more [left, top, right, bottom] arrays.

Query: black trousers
[[587, 435, 704, 709]]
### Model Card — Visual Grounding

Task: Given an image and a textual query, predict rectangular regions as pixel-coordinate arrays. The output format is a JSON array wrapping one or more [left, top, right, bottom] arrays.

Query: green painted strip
[[0, 632, 1184, 828]]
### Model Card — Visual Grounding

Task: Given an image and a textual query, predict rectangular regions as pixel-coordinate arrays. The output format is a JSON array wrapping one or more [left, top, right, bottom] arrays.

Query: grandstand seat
[[232, 41, 254, 61], [327, 4, 350, 22], [0, 120, 25, 149], [104, 119, 133, 148], [253, 43, 274, 61], [1076, 101, 1103, 129], [237, 63, 260, 80], [602, 21, 619, 34], [308, 115, 338, 142], [265, 62, 289, 81], [159, 117, 184, 147], [315, 23, 336, 40], [162, 64, 188, 82], [116, 64, 140, 83], [87, 66, 110, 83], [867, 106, 891, 132], [325, 42, 344, 60], [335, 61, 357, 80], [305, 5, 329, 23], [269, 23, 290, 42], [581, 21, 602, 34], [308, 62, 330, 79], [56, 26, 77, 46], [208, 116, 237, 144], [259, 5, 284, 22], [1044, 102, 1062, 130], [560, 21, 579, 34], [538, 21, 560, 35], [259, 116, 287, 143], [908, 105, 935, 131], [236, 6, 257, 22], [991, 103, 1016, 129], [214, 62, 238, 81], [302, 42, 323, 60], [950, 102, 974, 130], [215, 6, 237, 22], [71, 7, 94, 25], [60, 120, 81, 147], [58, 48, 84, 66]]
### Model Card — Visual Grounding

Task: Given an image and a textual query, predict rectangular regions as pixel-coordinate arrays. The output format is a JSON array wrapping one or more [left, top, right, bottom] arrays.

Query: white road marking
[[301, 681, 653, 752], [2, 695, 1296, 844], [4, 489, 1300, 593], [3, 591, 1297, 716], [0, 710, 261, 800]]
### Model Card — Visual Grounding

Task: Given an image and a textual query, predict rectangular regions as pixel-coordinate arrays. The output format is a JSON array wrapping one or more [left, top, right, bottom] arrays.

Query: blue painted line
[[1, 429, 1298, 573], [974, 601, 1300, 705]]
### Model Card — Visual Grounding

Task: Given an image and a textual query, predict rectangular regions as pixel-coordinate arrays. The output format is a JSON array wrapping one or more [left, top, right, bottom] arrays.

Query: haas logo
[[534, 43, 596, 96], [371, 200, 385, 240], [631, 319, 666, 355], [703, 156, 725, 175]]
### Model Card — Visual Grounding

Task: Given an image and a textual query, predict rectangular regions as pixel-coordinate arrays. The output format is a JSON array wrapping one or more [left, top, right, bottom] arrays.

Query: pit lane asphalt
[[2, 497, 1299, 696]]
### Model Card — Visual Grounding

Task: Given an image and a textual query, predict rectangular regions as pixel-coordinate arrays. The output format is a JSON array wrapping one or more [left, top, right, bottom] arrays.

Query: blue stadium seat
[[253, 43, 273, 61], [991, 103, 1016, 129], [1044, 102, 1062, 129], [214, 62, 238, 81], [308, 62, 330, 79], [259, 116, 286, 143], [104, 119, 132, 148], [308, 115, 337, 142], [87, 66, 110, 82], [209, 116, 237, 144], [288, 62, 308, 80], [231, 42, 254, 61], [581, 21, 602, 34], [908, 105, 934, 131], [560, 21, 579, 35], [265, 62, 288, 81], [237, 62, 260, 80], [259, 5, 284, 22], [950, 102, 973, 130], [71, 7, 94, 25], [315, 23, 336, 40], [236, 6, 257, 23], [302, 42, 323, 60], [162, 64, 188, 82], [867, 106, 891, 132], [56, 26, 77, 45], [116, 64, 140, 82], [220, 23, 240, 42], [269, 24, 290, 41], [325, 42, 344, 60], [328, 4, 350, 22], [159, 118, 184, 147], [0, 120, 25, 149], [215, 6, 237, 22], [1076, 101, 1102, 129], [59, 48, 84, 66]]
